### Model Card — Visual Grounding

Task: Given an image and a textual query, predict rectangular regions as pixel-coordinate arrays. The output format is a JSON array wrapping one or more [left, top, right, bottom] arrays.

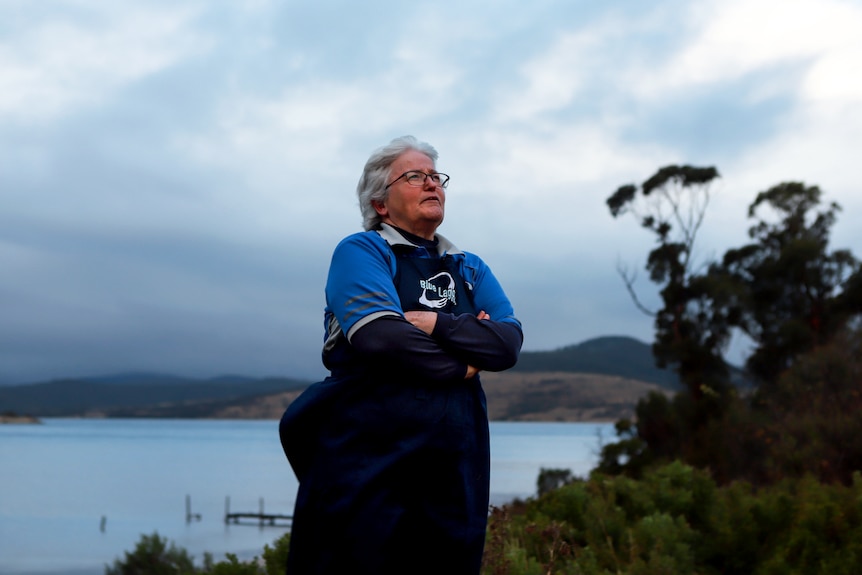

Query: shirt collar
[[376, 223, 462, 256]]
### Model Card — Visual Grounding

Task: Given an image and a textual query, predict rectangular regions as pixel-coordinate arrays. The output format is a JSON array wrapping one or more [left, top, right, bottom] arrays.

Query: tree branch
[[617, 260, 656, 317]]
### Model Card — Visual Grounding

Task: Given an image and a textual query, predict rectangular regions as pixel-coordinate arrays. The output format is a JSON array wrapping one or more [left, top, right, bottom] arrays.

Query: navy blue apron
[[279, 248, 490, 575]]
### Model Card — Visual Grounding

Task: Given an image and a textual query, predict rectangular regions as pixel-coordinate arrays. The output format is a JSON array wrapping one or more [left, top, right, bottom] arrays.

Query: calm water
[[0, 419, 613, 575]]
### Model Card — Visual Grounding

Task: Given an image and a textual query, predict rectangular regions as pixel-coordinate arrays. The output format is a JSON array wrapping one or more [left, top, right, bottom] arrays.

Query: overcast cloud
[[2, 0, 861, 384]]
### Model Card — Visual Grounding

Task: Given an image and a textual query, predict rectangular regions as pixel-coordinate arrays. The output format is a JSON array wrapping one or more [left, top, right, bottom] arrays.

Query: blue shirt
[[324, 223, 521, 347]]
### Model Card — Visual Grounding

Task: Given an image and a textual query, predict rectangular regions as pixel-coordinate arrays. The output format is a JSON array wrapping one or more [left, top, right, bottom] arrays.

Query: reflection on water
[[0, 418, 613, 575]]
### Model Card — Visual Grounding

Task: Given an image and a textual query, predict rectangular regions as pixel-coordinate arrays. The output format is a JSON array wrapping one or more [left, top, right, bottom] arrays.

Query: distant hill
[[175, 371, 671, 423], [513, 336, 681, 390], [481, 371, 670, 422], [0, 336, 689, 419], [0, 375, 310, 417]]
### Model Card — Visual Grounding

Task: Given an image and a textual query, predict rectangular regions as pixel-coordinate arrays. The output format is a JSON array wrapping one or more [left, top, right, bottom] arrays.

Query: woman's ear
[[372, 199, 388, 217]]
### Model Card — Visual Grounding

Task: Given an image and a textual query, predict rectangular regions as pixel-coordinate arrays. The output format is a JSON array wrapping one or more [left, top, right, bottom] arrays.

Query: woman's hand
[[405, 310, 491, 335], [404, 311, 438, 335], [405, 310, 490, 379], [465, 311, 490, 378]]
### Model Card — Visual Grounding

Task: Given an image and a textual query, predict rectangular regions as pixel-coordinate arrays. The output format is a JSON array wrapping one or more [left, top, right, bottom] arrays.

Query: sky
[[2, 0, 861, 385]]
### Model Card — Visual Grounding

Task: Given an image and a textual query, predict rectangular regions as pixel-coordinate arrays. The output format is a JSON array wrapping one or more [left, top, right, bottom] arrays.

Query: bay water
[[0, 418, 614, 575]]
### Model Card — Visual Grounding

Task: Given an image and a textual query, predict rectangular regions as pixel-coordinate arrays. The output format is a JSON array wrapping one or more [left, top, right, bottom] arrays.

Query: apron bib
[[392, 249, 476, 315]]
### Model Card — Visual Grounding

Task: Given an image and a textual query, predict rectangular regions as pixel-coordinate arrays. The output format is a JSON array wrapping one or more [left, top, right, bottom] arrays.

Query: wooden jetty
[[224, 496, 292, 527]]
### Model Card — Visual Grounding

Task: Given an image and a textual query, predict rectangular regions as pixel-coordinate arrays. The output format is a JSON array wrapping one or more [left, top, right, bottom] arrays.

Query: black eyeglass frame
[[385, 170, 450, 189]]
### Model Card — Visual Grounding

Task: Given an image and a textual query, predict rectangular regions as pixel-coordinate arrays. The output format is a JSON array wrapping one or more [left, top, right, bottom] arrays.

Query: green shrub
[[482, 463, 862, 575], [260, 532, 291, 575], [537, 468, 575, 497], [107, 532, 290, 575], [105, 532, 196, 575], [202, 554, 259, 575]]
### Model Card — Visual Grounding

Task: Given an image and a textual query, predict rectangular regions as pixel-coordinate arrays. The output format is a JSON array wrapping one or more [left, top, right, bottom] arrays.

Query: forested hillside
[[513, 336, 680, 389]]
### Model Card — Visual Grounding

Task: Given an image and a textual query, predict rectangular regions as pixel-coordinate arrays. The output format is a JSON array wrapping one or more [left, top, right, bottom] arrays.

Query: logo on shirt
[[418, 272, 457, 309]]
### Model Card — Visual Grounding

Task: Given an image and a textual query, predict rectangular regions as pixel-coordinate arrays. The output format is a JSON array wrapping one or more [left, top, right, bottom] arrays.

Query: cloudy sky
[[2, 0, 861, 384]]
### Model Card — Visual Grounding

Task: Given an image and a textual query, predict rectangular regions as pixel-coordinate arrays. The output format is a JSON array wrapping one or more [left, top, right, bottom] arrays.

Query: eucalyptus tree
[[607, 165, 731, 400], [719, 182, 860, 388], [603, 165, 735, 476], [602, 173, 862, 482]]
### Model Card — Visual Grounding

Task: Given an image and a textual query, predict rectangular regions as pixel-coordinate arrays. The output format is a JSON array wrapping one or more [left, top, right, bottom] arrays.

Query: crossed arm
[[350, 310, 522, 381], [328, 235, 522, 381], [405, 310, 490, 378]]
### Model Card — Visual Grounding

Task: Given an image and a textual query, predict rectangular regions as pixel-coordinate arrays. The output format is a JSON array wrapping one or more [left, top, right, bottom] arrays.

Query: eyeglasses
[[385, 170, 450, 189]]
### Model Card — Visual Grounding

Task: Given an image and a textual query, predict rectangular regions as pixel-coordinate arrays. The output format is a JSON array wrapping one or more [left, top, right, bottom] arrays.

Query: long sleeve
[[431, 312, 522, 371], [429, 250, 522, 371], [350, 315, 471, 380]]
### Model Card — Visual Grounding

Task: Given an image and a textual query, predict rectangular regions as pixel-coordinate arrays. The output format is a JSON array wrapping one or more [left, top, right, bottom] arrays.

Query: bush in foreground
[[106, 531, 290, 575], [482, 461, 862, 575]]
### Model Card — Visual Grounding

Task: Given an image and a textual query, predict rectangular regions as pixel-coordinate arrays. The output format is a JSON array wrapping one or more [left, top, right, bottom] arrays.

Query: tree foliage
[[601, 165, 739, 480], [720, 182, 859, 386], [756, 326, 862, 484], [601, 169, 862, 485], [606, 165, 729, 402]]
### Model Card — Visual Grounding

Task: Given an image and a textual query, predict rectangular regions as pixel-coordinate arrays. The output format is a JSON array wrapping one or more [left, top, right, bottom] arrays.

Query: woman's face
[[373, 149, 445, 240]]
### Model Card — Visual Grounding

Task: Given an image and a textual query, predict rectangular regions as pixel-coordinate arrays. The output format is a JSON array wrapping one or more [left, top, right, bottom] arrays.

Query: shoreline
[[0, 414, 42, 424]]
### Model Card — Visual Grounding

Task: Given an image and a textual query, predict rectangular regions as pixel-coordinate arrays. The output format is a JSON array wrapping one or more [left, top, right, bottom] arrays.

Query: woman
[[280, 136, 523, 575]]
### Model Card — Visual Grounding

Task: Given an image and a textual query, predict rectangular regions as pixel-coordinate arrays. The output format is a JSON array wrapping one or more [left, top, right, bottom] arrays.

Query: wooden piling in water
[[185, 495, 201, 523]]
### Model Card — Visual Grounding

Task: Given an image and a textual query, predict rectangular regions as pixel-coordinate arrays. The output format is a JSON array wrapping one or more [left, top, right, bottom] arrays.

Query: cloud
[[662, 0, 855, 86], [491, 30, 605, 123], [0, 2, 210, 123], [1, 0, 860, 383]]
